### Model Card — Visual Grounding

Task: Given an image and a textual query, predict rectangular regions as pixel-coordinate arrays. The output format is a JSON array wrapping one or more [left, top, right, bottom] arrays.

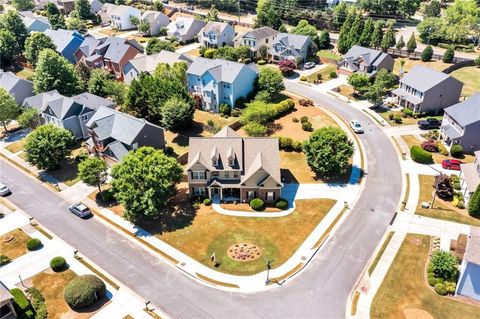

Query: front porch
[[209, 186, 241, 202]]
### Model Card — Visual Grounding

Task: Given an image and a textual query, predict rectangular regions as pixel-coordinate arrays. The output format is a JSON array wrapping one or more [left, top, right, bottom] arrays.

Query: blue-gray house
[[186, 58, 258, 113], [44, 29, 85, 64], [456, 227, 480, 302]]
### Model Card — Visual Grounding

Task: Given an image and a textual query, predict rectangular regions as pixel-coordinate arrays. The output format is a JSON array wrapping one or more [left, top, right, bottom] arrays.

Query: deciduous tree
[[161, 97, 195, 131], [73, 0, 93, 20], [11, 0, 35, 11], [46, 3, 67, 30], [347, 73, 370, 94], [24, 32, 56, 67], [425, 0, 441, 17], [78, 157, 108, 194], [0, 88, 20, 132], [468, 184, 480, 216], [146, 38, 175, 54], [258, 67, 285, 101], [0, 30, 18, 65], [87, 69, 114, 97], [17, 108, 39, 129], [0, 10, 28, 51]]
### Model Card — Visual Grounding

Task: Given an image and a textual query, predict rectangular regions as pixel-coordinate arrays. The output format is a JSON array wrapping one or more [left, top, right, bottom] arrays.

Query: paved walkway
[[175, 42, 201, 54]]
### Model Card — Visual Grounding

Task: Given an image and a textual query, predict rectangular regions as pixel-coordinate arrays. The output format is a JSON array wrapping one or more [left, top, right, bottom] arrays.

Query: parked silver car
[[0, 183, 11, 196], [69, 203, 92, 219], [349, 120, 364, 133]]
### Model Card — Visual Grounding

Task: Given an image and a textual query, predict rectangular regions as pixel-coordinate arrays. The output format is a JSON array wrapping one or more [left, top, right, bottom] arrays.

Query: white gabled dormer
[[211, 146, 219, 166], [227, 146, 235, 167]]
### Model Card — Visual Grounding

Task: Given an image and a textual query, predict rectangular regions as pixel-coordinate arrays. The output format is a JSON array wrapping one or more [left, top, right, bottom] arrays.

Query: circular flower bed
[[227, 243, 262, 262]]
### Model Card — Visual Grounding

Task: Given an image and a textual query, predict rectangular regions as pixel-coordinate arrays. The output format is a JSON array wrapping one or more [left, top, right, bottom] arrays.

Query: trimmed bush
[[428, 272, 436, 278], [26, 287, 47, 319], [0, 254, 11, 266], [431, 250, 458, 280], [203, 198, 211, 206], [63, 275, 106, 309], [250, 198, 265, 211], [329, 71, 337, 79], [421, 140, 439, 152], [204, 49, 216, 59], [437, 142, 448, 156], [393, 115, 403, 124], [50, 256, 67, 272], [26, 238, 42, 251], [401, 108, 414, 117], [300, 116, 309, 123], [292, 141, 303, 152], [275, 99, 295, 116], [300, 76, 307, 81], [453, 182, 461, 190], [428, 277, 438, 286], [10, 288, 34, 319], [257, 60, 267, 65], [450, 144, 463, 158], [275, 198, 288, 210], [388, 113, 395, 120], [410, 146, 433, 164], [219, 103, 231, 117], [445, 281, 456, 294], [302, 121, 313, 131], [292, 117, 299, 123], [457, 201, 465, 209], [434, 283, 448, 295], [243, 122, 268, 137], [279, 136, 294, 151]]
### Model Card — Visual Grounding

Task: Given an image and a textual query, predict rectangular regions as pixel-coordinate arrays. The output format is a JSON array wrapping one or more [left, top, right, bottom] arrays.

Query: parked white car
[[349, 120, 364, 133], [0, 183, 11, 196]]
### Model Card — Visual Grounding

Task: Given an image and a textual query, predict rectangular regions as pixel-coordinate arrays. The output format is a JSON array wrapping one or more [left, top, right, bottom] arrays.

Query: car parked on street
[[69, 203, 92, 218], [304, 62, 315, 69], [0, 183, 11, 196], [350, 120, 364, 133], [418, 118, 441, 129], [442, 159, 462, 170]]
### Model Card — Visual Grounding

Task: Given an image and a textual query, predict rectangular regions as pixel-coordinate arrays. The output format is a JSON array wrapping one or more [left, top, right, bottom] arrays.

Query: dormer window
[[213, 159, 218, 166], [229, 159, 234, 166]]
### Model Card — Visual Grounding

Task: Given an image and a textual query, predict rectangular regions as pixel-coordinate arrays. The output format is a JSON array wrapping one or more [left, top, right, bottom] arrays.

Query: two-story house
[[186, 57, 258, 112], [166, 17, 206, 43], [200, 21, 235, 48], [441, 93, 480, 152], [460, 151, 480, 203], [52, 0, 75, 15], [100, 3, 118, 23], [109, 5, 141, 31], [75, 36, 144, 79], [74, 34, 107, 64], [392, 66, 463, 114], [44, 29, 85, 64], [268, 33, 312, 64], [24, 91, 114, 140], [85, 106, 165, 163], [0, 70, 34, 105], [234, 26, 278, 58], [187, 126, 282, 203], [122, 50, 193, 84], [338, 45, 394, 77], [19, 11, 50, 32], [140, 10, 170, 36]]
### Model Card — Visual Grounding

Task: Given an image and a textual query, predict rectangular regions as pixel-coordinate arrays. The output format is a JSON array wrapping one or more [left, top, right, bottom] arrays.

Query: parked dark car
[[418, 118, 441, 129], [442, 159, 462, 171]]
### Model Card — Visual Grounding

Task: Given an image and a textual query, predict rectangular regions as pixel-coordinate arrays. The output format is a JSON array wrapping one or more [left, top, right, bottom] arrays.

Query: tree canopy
[[0, 88, 20, 132], [73, 0, 93, 20], [161, 97, 195, 131], [146, 38, 176, 55], [46, 3, 67, 30], [87, 69, 114, 97], [0, 30, 18, 65], [17, 108, 39, 129], [11, 0, 35, 11], [0, 10, 28, 51], [78, 157, 108, 193], [24, 32, 57, 67], [111, 147, 183, 222], [258, 67, 285, 101]]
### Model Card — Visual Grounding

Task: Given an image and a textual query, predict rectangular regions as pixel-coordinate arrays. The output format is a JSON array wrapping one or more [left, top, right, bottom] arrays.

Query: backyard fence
[[386, 48, 473, 64]]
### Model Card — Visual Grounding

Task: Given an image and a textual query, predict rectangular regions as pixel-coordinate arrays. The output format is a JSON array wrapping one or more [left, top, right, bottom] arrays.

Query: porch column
[[220, 188, 223, 201], [208, 187, 211, 199]]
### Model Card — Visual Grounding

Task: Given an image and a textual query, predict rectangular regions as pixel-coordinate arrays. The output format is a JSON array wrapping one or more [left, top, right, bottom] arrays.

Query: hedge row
[[410, 146, 433, 164]]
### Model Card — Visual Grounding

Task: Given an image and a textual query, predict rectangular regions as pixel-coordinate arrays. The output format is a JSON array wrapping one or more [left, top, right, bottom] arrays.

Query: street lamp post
[[264, 258, 273, 284]]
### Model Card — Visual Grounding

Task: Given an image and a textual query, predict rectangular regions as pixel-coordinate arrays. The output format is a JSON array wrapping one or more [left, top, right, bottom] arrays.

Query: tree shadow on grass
[[170, 120, 206, 149]]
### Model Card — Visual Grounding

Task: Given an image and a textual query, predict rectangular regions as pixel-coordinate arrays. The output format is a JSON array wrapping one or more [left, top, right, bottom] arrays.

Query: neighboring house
[[27, 91, 114, 139], [0, 70, 34, 105], [186, 57, 258, 112], [53, 0, 76, 14], [0, 281, 17, 319], [234, 26, 278, 58], [166, 17, 206, 43], [74, 34, 107, 64], [75, 36, 144, 79], [338, 45, 394, 77], [85, 106, 165, 163], [44, 29, 85, 64], [19, 11, 50, 32], [100, 3, 118, 23], [187, 126, 282, 203], [391, 66, 463, 114], [109, 5, 141, 31], [456, 227, 480, 301], [441, 93, 480, 152], [460, 151, 480, 201], [327, 0, 357, 6], [123, 50, 193, 84], [268, 32, 312, 64], [89, 0, 103, 15], [140, 10, 170, 36], [200, 21, 235, 48]]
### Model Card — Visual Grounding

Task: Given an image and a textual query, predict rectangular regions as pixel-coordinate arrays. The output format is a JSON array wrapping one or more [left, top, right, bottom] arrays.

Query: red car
[[442, 159, 462, 170]]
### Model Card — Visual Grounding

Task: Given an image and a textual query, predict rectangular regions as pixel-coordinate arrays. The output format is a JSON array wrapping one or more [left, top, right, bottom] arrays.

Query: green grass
[[305, 64, 337, 83], [450, 66, 480, 97], [371, 234, 479, 319], [371, 107, 443, 126], [416, 175, 480, 226], [316, 50, 341, 61], [392, 58, 451, 76], [368, 231, 394, 275]]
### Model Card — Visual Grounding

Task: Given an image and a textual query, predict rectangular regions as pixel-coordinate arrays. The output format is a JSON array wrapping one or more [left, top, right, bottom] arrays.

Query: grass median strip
[[368, 231, 394, 276], [401, 174, 410, 211], [391, 137, 406, 160], [268, 262, 304, 284], [312, 207, 347, 249], [195, 273, 240, 288], [351, 291, 360, 316], [34, 224, 53, 240], [75, 256, 120, 290]]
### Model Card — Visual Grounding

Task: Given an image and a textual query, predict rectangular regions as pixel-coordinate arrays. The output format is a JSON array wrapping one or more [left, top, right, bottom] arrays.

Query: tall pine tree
[[381, 25, 396, 52], [358, 18, 374, 47], [347, 13, 364, 48], [407, 32, 417, 53], [337, 10, 356, 54], [370, 20, 384, 49]]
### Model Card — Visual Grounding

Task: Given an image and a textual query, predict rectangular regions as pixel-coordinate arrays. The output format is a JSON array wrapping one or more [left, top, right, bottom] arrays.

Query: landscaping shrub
[[393, 115, 403, 124], [0, 255, 11, 266], [292, 117, 299, 123], [219, 103, 231, 117], [421, 140, 439, 152], [26, 238, 42, 251], [10, 288, 34, 319], [204, 49, 216, 59], [401, 108, 414, 117], [443, 47, 454, 63], [275, 99, 295, 116], [257, 60, 267, 65], [299, 99, 313, 107], [100, 188, 116, 203], [243, 58, 251, 64], [292, 141, 303, 152], [431, 250, 458, 281], [450, 144, 463, 158], [436, 142, 448, 156], [453, 181, 461, 190], [302, 121, 313, 131], [279, 136, 294, 151], [457, 201, 465, 209], [410, 146, 433, 164], [468, 184, 480, 217], [428, 272, 435, 279], [275, 198, 288, 210], [26, 287, 47, 319], [243, 122, 268, 137], [255, 90, 271, 102], [388, 113, 395, 120], [445, 281, 456, 294], [434, 283, 448, 295], [300, 76, 307, 81], [428, 277, 438, 286], [63, 275, 106, 309], [435, 174, 454, 200], [231, 108, 241, 117], [249, 198, 265, 211], [421, 45, 434, 62], [203, 198, 211, 206], [50, 256, 67, 272], [278, 59, 296, 75], [329, 71, 337, 79], [300, 116, 309, 123]]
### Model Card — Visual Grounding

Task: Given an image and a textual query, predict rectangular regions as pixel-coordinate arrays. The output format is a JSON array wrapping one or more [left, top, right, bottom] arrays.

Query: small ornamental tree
[[443, 47, 455, 63], [435, 174, 454, 200], [161, 97, 195, 131], [24, 32, 56, 67], [431, 251, 458, 281], [396, 35, 405, 50], [303, 127, 354, 177], [24, 124, 74, 170], [0, 88, 20, 132], [421, 45, 434, 62], [111, 147, 183, 222], [468, 184, 480, 217], [78, 157, 108, 194], [17, 108, 39, 129], [407, 32, 417, 53], [258, 67, 285, 101], [278, 59, 296, 76], [347, 73, 369, 94]]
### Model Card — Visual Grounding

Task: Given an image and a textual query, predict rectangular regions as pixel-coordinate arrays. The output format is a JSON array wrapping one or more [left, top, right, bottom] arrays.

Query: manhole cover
[[370, 208, 375, 212]]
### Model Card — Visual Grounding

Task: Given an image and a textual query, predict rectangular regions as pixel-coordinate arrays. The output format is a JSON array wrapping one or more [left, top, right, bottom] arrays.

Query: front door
[[212, 188, 220, 197]]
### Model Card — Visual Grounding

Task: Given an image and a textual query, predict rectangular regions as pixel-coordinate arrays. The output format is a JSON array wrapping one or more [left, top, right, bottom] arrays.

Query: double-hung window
[[192, 171, 205, 180]]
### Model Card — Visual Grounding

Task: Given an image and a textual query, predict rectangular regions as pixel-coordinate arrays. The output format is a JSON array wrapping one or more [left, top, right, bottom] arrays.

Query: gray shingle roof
[[342, 45, 390, 71], [203, 21, 230, 35], [110, 4, 139, 16], [0, 70, 34, 105], [77, 35, 106, 57], [167, 17, 205, 37], [272, 32, 310, 50], [47, 96, 82, 119], [187, 57, 258, 83], [44, 28, 80, 52], [105, 140, 129, 161], [22, 90, 63, 113], [400, 65, 459, 92], [71, 92, 114, 112], [444, 93, 480, 126], [465, 227, 480, 265], [140, 10, 169, 24], [126, 51, 193, 74], [86, 106, 163, 145], [242, 27, 278, 40]]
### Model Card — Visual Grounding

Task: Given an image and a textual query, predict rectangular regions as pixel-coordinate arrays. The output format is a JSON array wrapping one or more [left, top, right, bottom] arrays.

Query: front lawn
[[450, 66, 480, 97], [316, 50, 341, 61], [401, 135, 476, 163], [336, 84, 355, 99], [371, 107, 443, 126], [47, 144, 85, 187], [5, 139, 26, 154], [305, 64, 337, 83], [415, 175, 480, 226], [371, 234, 479, 319], [0, 228, 31, 260], [139, 188, 336, 275], [164, 110, 238, 156], [392, 58, 451, 76]]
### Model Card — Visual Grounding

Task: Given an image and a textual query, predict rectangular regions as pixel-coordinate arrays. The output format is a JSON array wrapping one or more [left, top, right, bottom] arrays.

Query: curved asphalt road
[[0, 83, 402, 319]]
